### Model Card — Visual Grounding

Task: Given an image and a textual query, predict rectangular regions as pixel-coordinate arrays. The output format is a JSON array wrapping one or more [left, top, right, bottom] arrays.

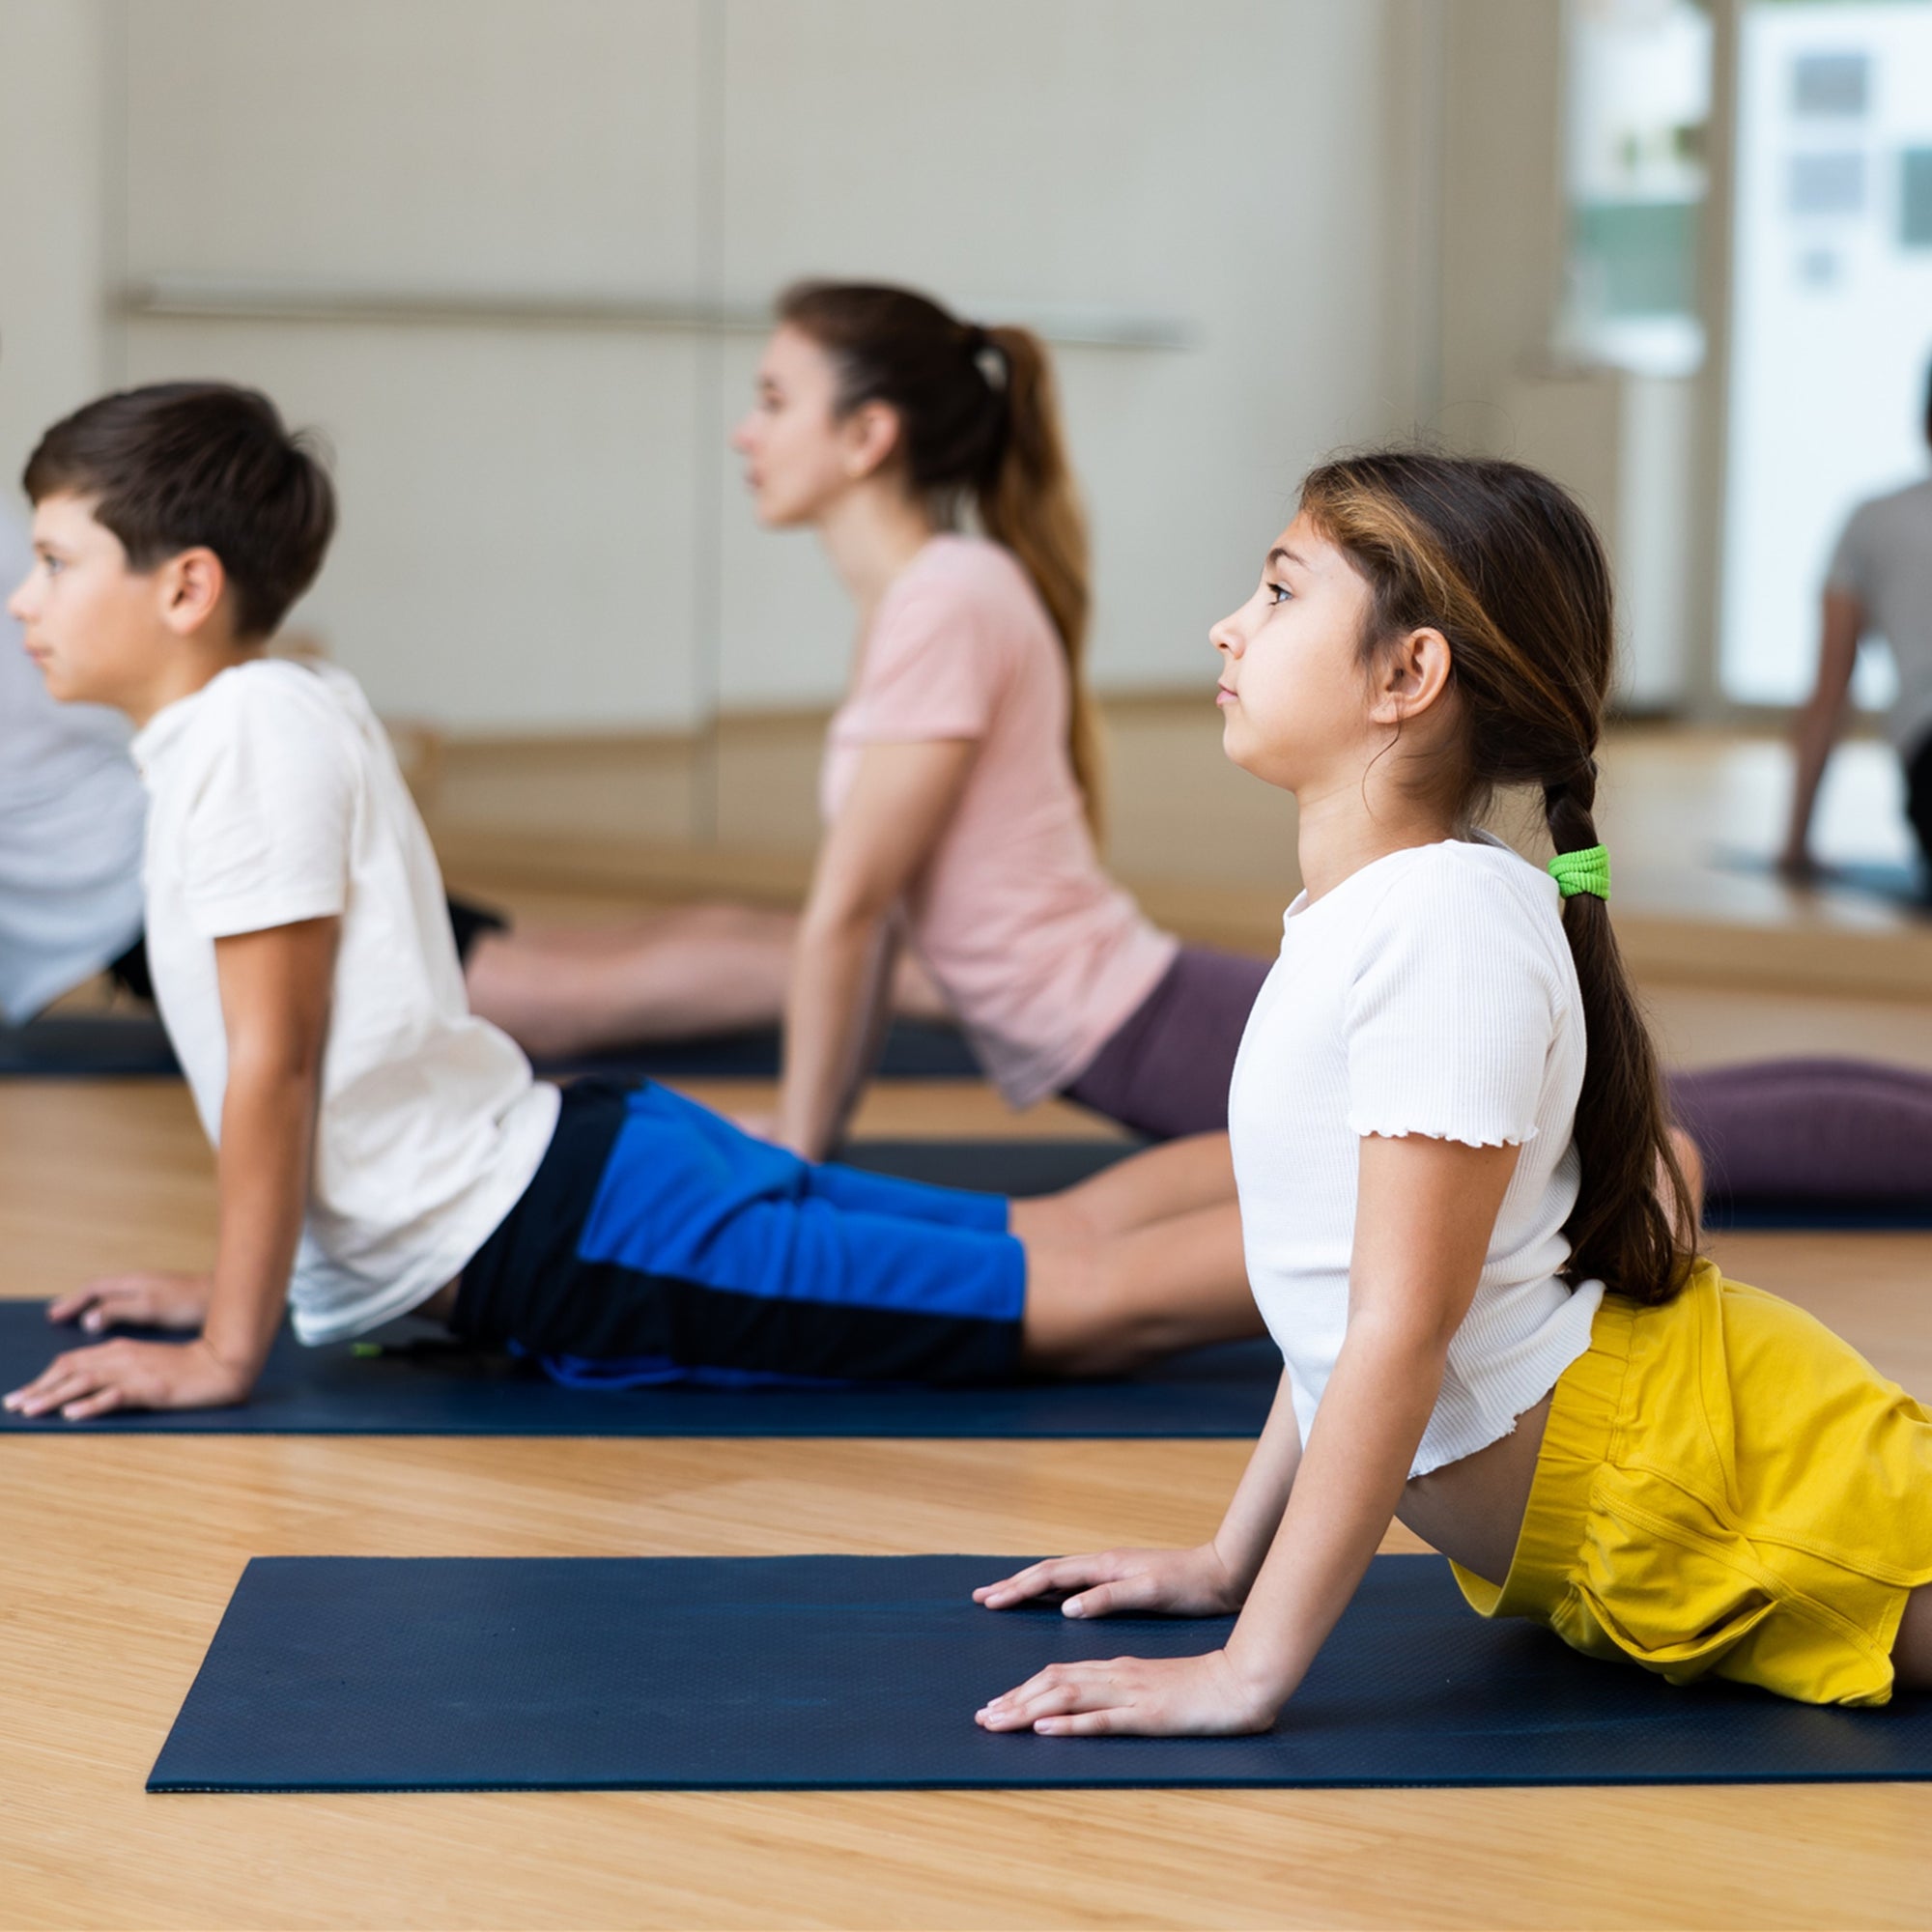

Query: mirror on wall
[[1721, 0, 1932, 710]]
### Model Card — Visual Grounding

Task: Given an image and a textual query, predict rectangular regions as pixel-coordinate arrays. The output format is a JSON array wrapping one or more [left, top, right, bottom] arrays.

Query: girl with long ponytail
[[974, 450, 1932, 1736], [730, 279, 1268, 1159]]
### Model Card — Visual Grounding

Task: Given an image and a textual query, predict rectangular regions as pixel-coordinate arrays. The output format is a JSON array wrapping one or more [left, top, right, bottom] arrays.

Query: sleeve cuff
[[1348, 1114, 1540, 1151], [188, 885, 346, 940]]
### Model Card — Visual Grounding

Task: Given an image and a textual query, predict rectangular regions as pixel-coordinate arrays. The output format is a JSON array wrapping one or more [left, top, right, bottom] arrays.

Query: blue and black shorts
[[452, 1081, 1026, 1387]]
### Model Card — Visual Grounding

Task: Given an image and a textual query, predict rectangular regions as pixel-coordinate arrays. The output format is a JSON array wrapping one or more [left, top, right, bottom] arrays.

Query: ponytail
[[976, 326, 1102, 839], [1543, 760, 1696, 1302], [779, 281, 1103, 840], [1300, 451, 1697, 1306]]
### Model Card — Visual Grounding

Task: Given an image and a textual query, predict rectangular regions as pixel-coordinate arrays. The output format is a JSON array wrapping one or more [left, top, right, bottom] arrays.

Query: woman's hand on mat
[[46, 1268, 213, 1334], [3, 1334, 254, 1421], [975, 1648, 1275, 1738], [973, 1545, 1241, 1619]]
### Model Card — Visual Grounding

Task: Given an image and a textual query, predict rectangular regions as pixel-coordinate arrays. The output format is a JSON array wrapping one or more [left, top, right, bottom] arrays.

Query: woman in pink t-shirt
[[727, 281, 1271, 1157]]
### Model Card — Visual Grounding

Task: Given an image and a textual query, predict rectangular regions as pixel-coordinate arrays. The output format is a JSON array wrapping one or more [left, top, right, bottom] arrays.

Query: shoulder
[[1844, 477, 1932, 541], [864, 538, 1044, 696], [889, 537, 1046, 639], [1349, 839, 1568, 984], [173, 661, 361, 797]]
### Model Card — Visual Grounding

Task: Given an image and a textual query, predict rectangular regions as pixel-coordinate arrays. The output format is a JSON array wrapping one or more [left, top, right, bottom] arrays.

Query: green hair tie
[[1548, 844, 1610, 902]]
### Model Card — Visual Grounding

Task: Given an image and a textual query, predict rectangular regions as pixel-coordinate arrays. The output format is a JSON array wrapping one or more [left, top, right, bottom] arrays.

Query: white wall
[[118, 0, 710, 729], [0, 0, 111, 518], [711, 0, 1417, 709], [88, 0, 1429, 730]]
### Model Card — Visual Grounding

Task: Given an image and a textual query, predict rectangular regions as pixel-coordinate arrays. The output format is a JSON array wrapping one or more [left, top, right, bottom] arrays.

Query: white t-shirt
[[129, 658, 558, 1345], [0, 511, 147, 1022], [1829, 475, 1932, 759], [1227, 835, 1603, 1479]]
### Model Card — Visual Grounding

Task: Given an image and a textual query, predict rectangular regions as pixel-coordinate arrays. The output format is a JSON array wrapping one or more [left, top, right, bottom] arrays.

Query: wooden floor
[[4, 1054, 1932, 1929], [14, 710, 1932, 1930]]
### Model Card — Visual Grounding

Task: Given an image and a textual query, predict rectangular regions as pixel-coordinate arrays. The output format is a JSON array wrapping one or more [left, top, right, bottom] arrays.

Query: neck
[[127, 637, 260, 729], [816, 483, 939, 631], [1293, 770, 1459, 903]]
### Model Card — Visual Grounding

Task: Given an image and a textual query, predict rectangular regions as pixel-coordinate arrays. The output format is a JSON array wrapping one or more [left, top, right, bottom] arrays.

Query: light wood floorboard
[[4, 1061, 1932, 1927]]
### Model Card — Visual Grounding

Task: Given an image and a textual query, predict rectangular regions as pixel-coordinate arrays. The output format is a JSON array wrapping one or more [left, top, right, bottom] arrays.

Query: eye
[[1266, 580, 1292, 605]]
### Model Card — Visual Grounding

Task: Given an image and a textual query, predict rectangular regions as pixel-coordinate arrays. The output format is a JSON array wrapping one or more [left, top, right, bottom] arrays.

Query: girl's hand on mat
[[3, 1335, 254, 1421], [46, 1269, 213, 1334], [975, 1648, 1274, 1738], [973, 1545, 1240, 1619]]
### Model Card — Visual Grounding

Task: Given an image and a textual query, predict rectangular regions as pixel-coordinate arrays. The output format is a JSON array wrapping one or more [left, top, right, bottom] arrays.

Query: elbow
[[1347, 1308, 1458, 1378], [798, 895, 890, 950], [227, 1027, 327, 1095]]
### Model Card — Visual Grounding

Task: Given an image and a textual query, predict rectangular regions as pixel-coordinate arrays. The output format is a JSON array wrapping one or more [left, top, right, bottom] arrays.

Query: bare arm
[[6, 918, 335, 1418], [978, 1131, 1518, 1736], [199, 918, 337, 1382], [777, 738, 976, 1159], [1780, 586, 1865, 875]]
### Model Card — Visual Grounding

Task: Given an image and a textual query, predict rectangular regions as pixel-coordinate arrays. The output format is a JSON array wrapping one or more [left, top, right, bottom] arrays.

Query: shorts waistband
[[1454, 1292, 1640, 1620]]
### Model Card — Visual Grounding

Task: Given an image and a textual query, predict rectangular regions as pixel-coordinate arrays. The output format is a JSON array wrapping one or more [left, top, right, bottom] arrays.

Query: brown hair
[[778, 280, 1102, 836], [1299, 450, 1696, 1306], [23, 382, 335, 639]]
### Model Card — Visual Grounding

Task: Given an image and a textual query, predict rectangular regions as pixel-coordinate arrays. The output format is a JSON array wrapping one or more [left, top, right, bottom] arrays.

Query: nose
[[6, 573, 35, 624], [1209, 610, 1245, 659], [728, 413, 756, 455]]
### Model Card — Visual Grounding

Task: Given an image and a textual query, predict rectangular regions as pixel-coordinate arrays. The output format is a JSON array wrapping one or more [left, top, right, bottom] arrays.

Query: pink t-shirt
[[820, 535, 1179, 1108]]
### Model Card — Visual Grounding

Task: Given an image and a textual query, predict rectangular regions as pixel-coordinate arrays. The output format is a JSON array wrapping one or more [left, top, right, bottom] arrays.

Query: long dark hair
[[778, 279, 1102, 837], [1299, 450, 1696, 1306]]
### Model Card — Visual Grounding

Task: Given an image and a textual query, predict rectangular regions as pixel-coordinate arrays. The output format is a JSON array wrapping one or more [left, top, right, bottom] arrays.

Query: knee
[[1009, 1192, 1098, 1248]]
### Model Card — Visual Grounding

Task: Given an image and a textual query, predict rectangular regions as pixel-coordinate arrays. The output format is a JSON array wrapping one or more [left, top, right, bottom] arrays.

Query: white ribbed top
[[1227, 835, 1603, 1477]]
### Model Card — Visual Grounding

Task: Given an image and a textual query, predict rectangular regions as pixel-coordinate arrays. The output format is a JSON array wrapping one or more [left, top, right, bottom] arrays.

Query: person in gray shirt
[[1782, 357, 1932, 879]]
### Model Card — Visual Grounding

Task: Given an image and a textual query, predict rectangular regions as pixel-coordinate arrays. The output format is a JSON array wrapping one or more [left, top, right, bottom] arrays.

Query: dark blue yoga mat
[[147, 1551, 1932, 1793], [0, 1016, 182, 1077], [849, 1138, 1932, 1234], [0, 1301, 1277, 1438], [0, 1015, 980, 1081]]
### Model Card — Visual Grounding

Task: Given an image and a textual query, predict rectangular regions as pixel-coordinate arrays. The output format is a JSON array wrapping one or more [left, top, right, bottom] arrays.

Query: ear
[[1367, 626, 1454, 725], [840, 399, 903, 481], [155, 547, 229, 639]]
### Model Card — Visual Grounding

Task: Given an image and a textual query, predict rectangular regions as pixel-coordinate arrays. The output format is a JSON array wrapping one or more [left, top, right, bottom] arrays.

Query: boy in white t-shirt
[[2, 382, 1262, 1419], [2, 383, 558, 1414]]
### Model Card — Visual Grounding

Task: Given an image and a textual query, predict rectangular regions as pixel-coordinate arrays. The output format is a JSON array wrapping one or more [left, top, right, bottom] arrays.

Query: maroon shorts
[[1061, 944, 1271, 1140]]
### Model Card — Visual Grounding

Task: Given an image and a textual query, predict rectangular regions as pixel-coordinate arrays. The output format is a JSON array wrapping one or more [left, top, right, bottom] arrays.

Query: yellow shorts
[[1455, 1261, 1932, 1706]]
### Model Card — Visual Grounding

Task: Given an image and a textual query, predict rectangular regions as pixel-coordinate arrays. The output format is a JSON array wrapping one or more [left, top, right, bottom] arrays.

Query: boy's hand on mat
[[975, 1648, 1274, 1738], [973, 1545, 1240, 1619], [3, 1335, 254, 1420], [47, 1269, 213, 1334]]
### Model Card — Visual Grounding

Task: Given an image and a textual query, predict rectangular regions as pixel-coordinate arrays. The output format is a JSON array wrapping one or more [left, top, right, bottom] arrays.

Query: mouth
[[1215, 684, 1236, 706]]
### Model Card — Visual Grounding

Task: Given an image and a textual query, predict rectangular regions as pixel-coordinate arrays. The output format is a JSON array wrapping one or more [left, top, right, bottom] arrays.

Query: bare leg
[[1893, 1584, 1932, 1690], [1020, 1199, 1259, 1377], [1009, 1132, 1238, 1248], [463, 903, 944, 1059]]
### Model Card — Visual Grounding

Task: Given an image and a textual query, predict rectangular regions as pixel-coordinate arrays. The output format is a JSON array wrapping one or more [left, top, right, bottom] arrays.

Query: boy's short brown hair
[[23, 383, 335, 639]]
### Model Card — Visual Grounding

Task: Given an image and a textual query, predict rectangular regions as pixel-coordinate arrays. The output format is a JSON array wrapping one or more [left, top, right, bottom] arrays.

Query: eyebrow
[[1267, 546, 1308, 573]]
